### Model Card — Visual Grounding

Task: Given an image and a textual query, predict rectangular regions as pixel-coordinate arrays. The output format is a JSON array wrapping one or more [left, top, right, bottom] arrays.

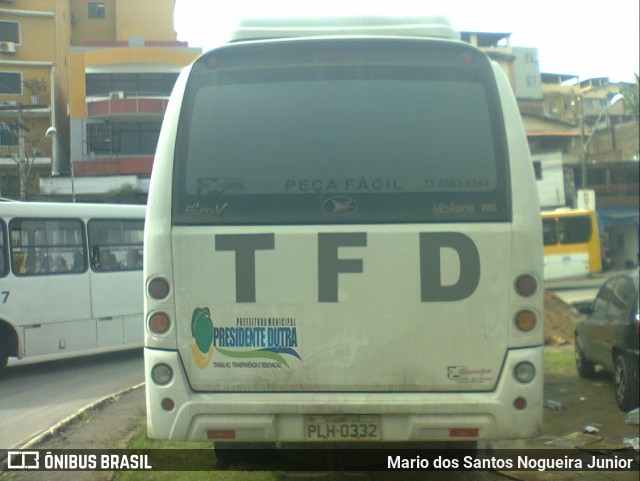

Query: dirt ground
[[540, 290, 638, 448]]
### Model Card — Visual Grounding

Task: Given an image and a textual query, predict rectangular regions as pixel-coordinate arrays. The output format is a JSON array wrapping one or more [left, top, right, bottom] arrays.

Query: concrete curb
[[20, 382, 145, 450]]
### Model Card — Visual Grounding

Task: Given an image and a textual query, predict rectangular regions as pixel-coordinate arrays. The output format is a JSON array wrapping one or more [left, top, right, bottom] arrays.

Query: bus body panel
[[172, 224, 512, 393], [144, 29, 543, 442], [145, 346, 542, 441]]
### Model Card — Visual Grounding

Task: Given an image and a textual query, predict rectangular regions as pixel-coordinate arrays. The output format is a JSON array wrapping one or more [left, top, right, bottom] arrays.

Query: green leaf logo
[[191, 307, 213, 354]]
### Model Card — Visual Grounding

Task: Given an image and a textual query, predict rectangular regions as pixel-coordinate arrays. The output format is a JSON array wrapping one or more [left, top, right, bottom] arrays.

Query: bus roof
[[230, 16, 460, 43], [0, 201, 146, 219], [541, 208, 596, 218]]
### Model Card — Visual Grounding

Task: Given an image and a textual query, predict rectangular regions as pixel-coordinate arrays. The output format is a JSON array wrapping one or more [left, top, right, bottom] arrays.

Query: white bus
[[144, 16, 544, 447], [0, 201, 145, 374]]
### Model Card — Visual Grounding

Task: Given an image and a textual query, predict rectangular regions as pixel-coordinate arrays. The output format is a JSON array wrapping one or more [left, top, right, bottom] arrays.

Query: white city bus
[[0, 201, 145, 374], [144, 16, 544, 446]]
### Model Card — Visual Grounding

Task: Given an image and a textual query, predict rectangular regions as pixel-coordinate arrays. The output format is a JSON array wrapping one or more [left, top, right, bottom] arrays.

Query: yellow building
[[0, 0, 200, 200], [0, 0, 64, 198]]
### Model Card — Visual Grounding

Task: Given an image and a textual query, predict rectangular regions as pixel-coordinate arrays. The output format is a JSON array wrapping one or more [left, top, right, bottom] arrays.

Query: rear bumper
[[145, 346, 543, 442]]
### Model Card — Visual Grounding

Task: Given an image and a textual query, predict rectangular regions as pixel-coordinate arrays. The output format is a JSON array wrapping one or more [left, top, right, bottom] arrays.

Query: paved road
[[0, 349, 143, 449], [545, 269, 633, 305]]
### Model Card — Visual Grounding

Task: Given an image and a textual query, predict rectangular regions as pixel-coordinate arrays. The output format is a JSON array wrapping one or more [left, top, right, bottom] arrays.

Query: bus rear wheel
[[0, 343, 8, 378]]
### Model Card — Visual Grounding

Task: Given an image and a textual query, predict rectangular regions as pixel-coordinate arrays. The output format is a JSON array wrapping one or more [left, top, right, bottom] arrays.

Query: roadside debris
[[625, 408, 639, 425], [583, 425, 600, 435], [546, 431, 602, 448], [622, 436, 639, 451], [545, 399, 566, 410]]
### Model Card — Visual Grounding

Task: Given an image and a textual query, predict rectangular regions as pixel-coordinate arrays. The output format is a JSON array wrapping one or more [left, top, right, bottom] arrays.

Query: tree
[[22, 77, 48, 105], [103, 184, 147, 204], [0, 113, 32, 200], [620, 73, 639, 121], [0, 113, 53, 201]]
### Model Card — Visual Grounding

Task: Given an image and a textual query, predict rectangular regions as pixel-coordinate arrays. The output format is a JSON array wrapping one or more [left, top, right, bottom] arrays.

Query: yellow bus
[[542, 209, 601, 280]]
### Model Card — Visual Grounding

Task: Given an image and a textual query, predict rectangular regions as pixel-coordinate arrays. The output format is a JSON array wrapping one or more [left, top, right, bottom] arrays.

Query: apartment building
[[0, 0, 200, 200], [0, 0, 65, 198], [460, 31, 544, 114], [464, 31, 638, 268]]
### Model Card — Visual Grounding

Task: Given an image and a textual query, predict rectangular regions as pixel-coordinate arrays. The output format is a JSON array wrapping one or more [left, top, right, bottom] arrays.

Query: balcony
[[587, 162, 640, 207], [593, 182, 639, 197], [86, 93, 169, 118], [0, 94, 51, 118], [72, 156, 153, 176]]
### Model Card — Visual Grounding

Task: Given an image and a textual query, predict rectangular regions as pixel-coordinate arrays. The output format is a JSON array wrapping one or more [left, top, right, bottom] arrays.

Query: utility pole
[[16, 107, 29, 201]]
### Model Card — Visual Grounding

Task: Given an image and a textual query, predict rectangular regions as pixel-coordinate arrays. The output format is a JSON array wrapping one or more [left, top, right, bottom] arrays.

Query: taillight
[[515, 310, 537, 332], [515, 274, 537, 297], [148, 277, 170, 300], [514, 397, 527, 410], [149, 312, 171, 334]]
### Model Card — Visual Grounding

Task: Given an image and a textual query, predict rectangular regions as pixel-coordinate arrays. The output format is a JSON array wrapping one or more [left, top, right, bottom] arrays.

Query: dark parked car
[[574, 271, 639, 411]]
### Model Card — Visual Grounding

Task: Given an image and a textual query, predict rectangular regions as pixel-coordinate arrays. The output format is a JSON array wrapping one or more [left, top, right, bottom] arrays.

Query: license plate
[[304, 415, 380, 441]]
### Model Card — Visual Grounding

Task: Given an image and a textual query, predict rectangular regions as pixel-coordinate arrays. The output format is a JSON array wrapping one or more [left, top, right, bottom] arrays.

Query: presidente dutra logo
[[190, 307, 302, 369]]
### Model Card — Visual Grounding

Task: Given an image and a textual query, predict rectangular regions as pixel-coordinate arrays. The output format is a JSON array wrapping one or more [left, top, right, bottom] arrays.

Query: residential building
[[460, 31, 544, 115], [0, 0, 65, 198], [464, 32, 638, 269], [541, 73, 581, 125], [1, 0, 200, 201]]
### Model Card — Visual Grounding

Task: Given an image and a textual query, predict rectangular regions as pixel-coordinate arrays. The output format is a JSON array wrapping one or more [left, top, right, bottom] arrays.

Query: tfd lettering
[[214, 232, 480, 303]]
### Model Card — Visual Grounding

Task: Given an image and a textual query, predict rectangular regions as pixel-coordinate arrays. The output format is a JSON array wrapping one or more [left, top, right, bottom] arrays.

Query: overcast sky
[[174, 0, 639, 83]]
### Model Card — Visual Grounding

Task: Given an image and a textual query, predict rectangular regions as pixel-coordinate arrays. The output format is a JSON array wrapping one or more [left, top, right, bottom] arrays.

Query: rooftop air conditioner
[[0, 42, 17, 54], [109, 91, 125, 100]]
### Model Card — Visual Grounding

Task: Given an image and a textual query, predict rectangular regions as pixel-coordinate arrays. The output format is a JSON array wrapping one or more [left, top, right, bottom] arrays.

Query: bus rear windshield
[[173, 40, 510, 225]]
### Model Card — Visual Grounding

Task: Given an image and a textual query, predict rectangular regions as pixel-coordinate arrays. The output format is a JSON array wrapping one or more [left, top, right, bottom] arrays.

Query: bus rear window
[[173, 40, 510, 225], [558, 217, 592, 244]]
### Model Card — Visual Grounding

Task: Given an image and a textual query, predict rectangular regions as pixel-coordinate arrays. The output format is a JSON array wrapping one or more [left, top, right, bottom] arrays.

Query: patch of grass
[[544, 348, 575, 373], [112, 417, 280, 481], [111, 352, 578, 480]]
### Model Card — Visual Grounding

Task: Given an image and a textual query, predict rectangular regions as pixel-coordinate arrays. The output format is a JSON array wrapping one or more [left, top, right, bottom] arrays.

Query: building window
[[526, 75, 538, 87], [88, 2, 105, 19], [0, 21, 20, 43], [524, 53, 537, 63], [86, 123, 111, 155], [0, 72, 21, 94], [86, 73, 180, 97], [86, 121, 162, 156], [0, 122, 19, 146]]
